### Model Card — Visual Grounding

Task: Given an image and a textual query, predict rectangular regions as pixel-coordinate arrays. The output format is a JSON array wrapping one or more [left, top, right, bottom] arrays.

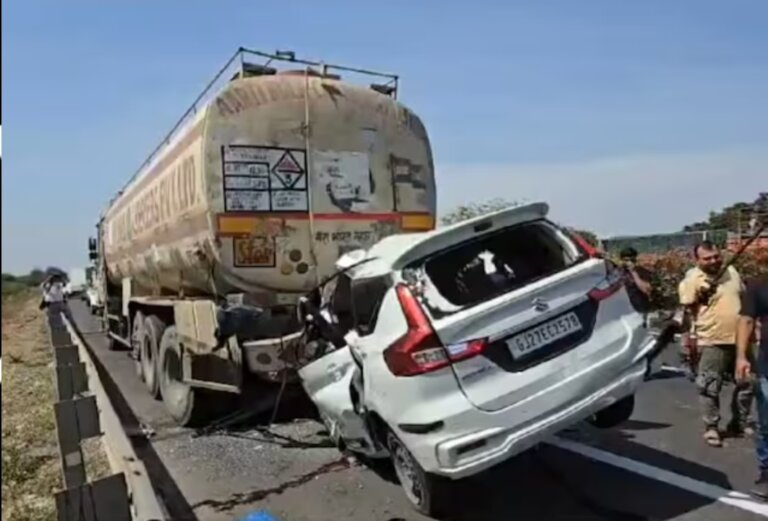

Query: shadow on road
[[415, 442, 728, 521], [620, 419, 673, 431], [575, 424, 734, 490]]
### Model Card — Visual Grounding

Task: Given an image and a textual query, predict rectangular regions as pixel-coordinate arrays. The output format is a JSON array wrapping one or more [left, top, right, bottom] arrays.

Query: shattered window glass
[[414, 220, 578, 315]]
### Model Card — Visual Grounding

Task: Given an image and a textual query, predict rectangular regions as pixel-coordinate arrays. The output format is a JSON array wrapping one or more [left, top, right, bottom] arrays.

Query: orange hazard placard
[[233, 236, 276, 268]]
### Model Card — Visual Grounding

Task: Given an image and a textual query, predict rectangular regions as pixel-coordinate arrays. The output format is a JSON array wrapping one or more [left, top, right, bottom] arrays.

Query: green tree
[[24, 268, 47, 286], [682, 192, 768, 232]]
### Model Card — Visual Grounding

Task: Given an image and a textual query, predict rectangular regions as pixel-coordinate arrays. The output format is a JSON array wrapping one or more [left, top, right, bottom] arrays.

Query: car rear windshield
[[414, 220, 580, 315]]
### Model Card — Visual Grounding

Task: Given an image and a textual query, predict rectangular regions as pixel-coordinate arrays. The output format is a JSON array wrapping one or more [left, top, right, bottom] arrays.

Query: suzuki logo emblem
[[532, 297, 549, 312]]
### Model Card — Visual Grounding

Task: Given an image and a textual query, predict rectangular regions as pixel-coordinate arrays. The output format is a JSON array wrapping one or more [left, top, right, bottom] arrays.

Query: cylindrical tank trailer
[[91, 49, 437, 425]]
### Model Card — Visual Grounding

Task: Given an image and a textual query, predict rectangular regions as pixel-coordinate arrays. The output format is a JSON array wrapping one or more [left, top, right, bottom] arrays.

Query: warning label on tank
[[221, 145, 308, 212]]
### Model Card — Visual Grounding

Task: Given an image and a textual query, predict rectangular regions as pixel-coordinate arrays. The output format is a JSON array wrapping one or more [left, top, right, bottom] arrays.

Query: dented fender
[[297, 347, 381, 456]]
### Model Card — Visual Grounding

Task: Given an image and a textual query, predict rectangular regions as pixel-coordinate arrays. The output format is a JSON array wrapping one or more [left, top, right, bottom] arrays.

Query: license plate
[[507, 312, 582, 359]]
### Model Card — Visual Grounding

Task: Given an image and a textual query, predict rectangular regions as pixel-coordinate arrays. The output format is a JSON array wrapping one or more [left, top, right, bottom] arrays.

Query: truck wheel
[[159, 326, 212, 427], [387, 430, 449, 517], [131, 311, 146, 378], [589, 394, 635, 429], [141, 315, 165, 399]]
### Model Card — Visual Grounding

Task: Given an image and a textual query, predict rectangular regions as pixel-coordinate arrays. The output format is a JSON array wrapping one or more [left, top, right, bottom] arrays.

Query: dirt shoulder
[[1, 293, 110, 521], [2, 291, 60, 520]]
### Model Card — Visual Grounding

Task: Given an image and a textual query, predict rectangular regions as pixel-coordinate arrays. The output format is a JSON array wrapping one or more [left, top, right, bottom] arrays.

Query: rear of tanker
[[90, 49, 437, 426]]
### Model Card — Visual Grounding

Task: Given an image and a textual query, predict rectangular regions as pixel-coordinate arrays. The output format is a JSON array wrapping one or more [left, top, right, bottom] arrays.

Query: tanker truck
[[88, 48, 436, 427]]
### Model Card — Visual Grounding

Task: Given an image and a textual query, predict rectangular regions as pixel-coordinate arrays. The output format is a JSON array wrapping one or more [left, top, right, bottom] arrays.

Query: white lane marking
[[549, 437, 768, 518]]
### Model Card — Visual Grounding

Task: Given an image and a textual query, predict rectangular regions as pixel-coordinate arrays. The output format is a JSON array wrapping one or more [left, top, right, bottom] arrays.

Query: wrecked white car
[[298, 202, 657, 516]]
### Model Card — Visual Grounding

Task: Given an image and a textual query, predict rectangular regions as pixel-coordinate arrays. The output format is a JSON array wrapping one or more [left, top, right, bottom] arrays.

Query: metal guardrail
[[45, 304, 167, 521]]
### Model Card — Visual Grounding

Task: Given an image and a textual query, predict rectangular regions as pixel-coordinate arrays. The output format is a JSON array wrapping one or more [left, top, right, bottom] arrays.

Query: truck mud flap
[[183, 352, 242, 394]]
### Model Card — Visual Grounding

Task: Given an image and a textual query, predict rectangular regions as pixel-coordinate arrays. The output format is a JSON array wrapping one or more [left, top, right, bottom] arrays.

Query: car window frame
[[350, 274, 392, 337], [411, 219, 582, 316]]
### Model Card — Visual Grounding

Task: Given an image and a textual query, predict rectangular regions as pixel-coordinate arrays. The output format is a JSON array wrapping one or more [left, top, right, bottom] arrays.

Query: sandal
[[704, 429, 722, 447]]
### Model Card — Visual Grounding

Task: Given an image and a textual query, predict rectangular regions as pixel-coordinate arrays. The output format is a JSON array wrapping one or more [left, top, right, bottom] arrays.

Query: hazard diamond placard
[[271, 150, 306, 189]]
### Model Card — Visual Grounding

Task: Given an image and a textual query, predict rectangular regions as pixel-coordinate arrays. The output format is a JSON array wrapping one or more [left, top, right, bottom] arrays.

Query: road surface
[[69, 300, 766, 521]]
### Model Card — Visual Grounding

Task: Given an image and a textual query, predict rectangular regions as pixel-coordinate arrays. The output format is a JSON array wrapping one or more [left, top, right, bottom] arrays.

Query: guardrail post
[[56, 363, 88, 401], [55, 474, 132, 521], [47, 306, 135, 521], [54, 395, 100, 488]]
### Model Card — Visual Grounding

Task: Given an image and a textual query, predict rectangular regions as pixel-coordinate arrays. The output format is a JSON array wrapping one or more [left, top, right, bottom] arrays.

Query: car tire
[[589, 394, 635, 429], [159, 326, 213, 427], [386, 430, 449, 517], [141, 315, 165, 399]]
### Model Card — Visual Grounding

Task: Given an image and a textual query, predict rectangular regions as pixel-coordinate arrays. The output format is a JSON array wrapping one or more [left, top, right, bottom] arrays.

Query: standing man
[[40, 274, 67, 308], [618, 248, 658, 378], [618, 247, 653, 316], [678, 241, 752, 447], [736, 278, 768, 499]]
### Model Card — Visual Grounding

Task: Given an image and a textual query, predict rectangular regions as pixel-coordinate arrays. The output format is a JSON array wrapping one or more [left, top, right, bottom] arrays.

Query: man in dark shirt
[[736, 278, 768, 499], [619, 247, 653, 314]]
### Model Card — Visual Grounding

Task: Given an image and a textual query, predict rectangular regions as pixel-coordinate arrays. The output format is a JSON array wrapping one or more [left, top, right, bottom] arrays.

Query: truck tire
[[589, 394, 635, 429], [131, 311, 146, 379], [159, 326, 212, 427], [141, 315, 165, 399]]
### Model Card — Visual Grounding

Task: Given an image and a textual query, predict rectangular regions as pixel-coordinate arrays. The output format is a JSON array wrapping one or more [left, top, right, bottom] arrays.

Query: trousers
[[695, 345, 754, 429], [755, 353, 768, 472]]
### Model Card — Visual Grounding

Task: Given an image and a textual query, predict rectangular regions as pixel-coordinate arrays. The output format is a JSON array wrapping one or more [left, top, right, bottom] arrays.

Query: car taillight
[[569, 231, 601, 258], [588, 261, 624, 302], [384, 284, 487, 376]]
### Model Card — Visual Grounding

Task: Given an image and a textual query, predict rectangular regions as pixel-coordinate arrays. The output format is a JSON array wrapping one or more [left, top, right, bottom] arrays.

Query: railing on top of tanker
[[117, 47, 400, 201]]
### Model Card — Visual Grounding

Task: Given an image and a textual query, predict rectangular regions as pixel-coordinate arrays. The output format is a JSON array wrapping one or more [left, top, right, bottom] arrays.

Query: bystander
[[678, 241, 753, 447], [736, 278, 768, 499]]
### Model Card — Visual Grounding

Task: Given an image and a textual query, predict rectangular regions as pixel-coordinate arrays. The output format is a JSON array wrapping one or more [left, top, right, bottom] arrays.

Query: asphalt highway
[[69, 299, 766, 521]]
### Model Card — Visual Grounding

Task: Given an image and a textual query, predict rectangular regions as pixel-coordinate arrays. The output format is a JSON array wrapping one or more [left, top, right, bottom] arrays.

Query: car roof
[[347, 201, 550, 280]]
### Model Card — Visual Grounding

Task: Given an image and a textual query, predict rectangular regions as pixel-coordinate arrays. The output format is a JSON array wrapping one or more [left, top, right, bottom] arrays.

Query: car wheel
[[159, 326, 213, 427], [141, 315, 165, 399], [589, 394, 635, 429], [386, 431, 449, 516]]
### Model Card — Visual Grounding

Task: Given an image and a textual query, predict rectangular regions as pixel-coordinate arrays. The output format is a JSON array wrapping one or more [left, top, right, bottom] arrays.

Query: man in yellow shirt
[[678, 241, 753, 447]]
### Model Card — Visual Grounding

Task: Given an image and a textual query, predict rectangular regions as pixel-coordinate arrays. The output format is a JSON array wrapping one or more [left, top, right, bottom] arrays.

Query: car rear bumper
[[400, 358, 648, 479]]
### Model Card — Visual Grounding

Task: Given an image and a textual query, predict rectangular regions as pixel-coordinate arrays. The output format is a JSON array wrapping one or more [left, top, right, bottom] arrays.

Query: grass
[[1, 280, 32, 297], [1, 291, 111, 521]]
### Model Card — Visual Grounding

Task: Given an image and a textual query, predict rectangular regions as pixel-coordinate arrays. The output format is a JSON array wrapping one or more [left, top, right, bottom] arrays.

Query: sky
[[2, 0, 767, 274]]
